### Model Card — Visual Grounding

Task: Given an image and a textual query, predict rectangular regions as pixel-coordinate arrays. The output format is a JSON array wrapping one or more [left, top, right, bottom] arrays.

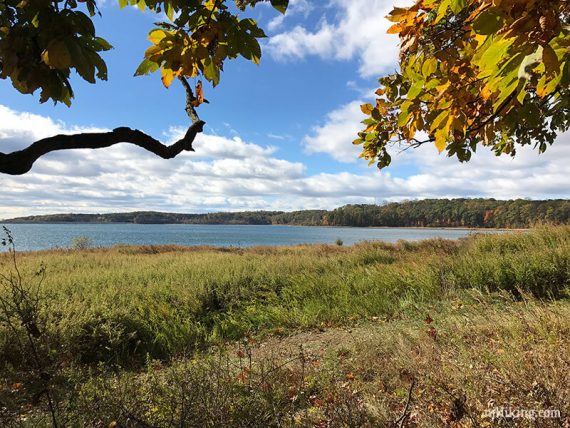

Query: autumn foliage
[[356, 0, 570, 168], [0, 0, 289, 105]]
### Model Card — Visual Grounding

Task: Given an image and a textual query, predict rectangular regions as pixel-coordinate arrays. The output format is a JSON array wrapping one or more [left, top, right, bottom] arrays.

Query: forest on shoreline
[[4, 198, 570, 229]]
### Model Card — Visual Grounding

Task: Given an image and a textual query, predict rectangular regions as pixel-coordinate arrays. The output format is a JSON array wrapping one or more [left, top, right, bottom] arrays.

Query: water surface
[[1, 223, 504, 252]]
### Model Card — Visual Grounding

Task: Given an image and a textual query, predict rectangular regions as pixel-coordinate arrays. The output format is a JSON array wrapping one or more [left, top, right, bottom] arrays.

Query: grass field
[[0, 227, 569, 426]]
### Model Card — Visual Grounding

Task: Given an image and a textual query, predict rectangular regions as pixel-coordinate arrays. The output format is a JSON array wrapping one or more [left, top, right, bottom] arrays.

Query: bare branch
[[178, 76, 201, 124], [0, 79, 205, 175]]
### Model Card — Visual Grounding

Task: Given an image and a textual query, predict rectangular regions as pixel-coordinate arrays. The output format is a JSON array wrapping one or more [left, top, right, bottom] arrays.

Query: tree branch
[[0, 79, 205, 175], [178, 76, 201, 124]]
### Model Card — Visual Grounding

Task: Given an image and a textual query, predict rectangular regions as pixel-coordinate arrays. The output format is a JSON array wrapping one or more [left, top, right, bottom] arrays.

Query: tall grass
[[1, 227, 569, 426], [0, 227, 568, 367]]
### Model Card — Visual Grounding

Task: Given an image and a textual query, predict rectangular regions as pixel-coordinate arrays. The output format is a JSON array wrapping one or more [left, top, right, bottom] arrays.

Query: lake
[[0, 223, 505, 252]]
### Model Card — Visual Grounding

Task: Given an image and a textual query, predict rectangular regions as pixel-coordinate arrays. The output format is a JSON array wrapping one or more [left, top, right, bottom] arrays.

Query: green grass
[[1, 227, 569, 365], [0, 227, 569, 426]]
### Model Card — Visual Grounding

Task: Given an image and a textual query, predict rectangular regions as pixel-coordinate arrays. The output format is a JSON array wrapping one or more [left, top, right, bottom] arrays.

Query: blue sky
[[1, 0, 570, 218]]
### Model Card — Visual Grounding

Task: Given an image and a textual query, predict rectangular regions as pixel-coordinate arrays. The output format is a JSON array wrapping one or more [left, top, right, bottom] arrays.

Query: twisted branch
[[0, 78, 205, 175]]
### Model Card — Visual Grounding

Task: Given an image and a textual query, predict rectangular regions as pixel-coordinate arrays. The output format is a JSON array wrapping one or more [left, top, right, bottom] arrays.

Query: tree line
[[4, 199, 570, 229]]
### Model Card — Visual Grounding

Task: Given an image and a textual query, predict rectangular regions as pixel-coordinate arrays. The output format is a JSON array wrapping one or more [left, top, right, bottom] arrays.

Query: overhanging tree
[[3, 0, 570, 176], [356, 0, 570, 168], [0, 0, 289, 174]]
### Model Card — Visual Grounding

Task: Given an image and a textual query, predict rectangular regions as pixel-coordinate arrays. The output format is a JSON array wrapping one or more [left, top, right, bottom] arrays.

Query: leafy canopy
[[0, 0, 289, 106], [356, 0, 570, 168]]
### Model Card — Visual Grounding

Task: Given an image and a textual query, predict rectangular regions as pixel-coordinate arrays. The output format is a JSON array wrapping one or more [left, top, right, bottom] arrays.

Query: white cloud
[[267, 0, 413, 77], [303, 100, 365, 163], [1, 104, 570, 220]]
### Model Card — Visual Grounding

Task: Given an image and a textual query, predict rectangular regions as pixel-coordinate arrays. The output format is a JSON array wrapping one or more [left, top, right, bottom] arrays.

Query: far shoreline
[[0, 221, 525, 231]]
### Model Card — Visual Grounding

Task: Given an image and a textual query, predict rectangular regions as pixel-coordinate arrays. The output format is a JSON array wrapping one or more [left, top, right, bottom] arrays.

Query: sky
[[1, 0, 570, 219]]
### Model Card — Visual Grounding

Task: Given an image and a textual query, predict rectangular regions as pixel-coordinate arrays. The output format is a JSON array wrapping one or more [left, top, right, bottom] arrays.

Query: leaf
[[94, 37, 113, 51], [134, 58, 159, 76], [480, 84, 493, 100], [386, 7, 414, 23], [472, 8, 505, 35], [406, 80, 424, 99], [148, 29, 169, 44], [476, 36, 515, 77], [430, 110, 448, 133], [191, 80, 204, 107], [41, 40, 72, 70], [387, 23, 404, 34], [202, 58, 220, 86], [434, 128, 447, 153], [435, 0, 452, 24], [270, 0, 289, 14], [542, 44, 560, 77], [360, 104, 374, 115], [449, 0, 466, 14], [493, 78, 518, 112], [422, 58, 438, 78], [161, 67, 175, 88]]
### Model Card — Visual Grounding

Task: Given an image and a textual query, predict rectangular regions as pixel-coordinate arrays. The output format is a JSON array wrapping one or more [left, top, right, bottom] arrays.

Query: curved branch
[[0, 79, 205, 175], [0, 121, 204, 175]]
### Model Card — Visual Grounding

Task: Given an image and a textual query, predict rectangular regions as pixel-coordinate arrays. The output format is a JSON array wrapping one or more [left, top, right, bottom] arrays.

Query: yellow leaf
[[386, 7, 414, 23], [161, 67, 175, 88], [41, 40, 72, 70], [360, 103, 374, 115], [204, 0, 217, 11], [434, 128, 447, 153], [148, 29, 169, 44]]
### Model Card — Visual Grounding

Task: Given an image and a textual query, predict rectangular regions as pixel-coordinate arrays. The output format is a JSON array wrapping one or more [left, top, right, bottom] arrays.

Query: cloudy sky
[[1, 0, 569, 219]]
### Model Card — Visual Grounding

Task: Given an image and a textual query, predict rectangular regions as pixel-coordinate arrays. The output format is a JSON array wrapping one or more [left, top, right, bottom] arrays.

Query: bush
[[70, 235, 93, 250], [335, 238, 344, 246]]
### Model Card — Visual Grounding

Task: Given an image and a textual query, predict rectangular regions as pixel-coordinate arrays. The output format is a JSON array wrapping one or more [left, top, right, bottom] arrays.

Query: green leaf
[[406, 79, 424, 99], [435, 0, 452, 24], [202, 57, 220, 86], [449, 0, 466, 14], [473, 8, 505, 35], [476, 36, 515, 77], [270, 0, 289, 14], [134, 58, 159, 76], [94, 37, 113, 51], [422, 58, 438, 78]]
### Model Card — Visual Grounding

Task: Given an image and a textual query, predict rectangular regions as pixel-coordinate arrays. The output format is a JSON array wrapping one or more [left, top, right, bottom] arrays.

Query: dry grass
[[0, 227, 568, 426]]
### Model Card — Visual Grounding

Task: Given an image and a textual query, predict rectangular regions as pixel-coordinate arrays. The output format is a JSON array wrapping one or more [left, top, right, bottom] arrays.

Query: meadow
[[0, 227, 569, 426]]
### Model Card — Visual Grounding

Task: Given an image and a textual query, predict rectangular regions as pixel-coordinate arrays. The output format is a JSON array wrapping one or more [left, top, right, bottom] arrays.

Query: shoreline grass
[[0, 227, 569, 426]]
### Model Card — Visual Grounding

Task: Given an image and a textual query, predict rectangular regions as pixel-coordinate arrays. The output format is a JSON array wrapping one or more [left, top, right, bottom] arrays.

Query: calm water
[[0, 223, 503, 252]]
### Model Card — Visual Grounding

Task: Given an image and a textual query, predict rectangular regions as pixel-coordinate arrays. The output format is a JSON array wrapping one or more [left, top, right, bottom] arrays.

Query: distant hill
[[3, 199, 570, 229]]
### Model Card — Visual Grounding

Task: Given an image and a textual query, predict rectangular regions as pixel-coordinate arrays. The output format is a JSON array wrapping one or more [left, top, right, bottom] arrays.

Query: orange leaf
[[387, 23, 404, 34], [481, 84, 493, 101], [191, 80, 204, 107]]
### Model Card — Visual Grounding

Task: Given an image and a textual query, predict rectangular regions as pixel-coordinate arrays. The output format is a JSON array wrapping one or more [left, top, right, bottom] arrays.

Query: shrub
[[70, 235, 93, 250]]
